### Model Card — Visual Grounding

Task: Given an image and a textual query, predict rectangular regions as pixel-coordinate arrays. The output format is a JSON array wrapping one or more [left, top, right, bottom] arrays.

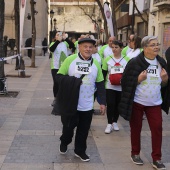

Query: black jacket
[[119, 51, 170, 121], [165, 47, 170, 74], [56, 74, 82, 116]]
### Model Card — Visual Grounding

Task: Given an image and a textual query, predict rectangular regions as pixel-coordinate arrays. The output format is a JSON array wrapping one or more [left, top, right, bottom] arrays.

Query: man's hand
[[138, 70, 147, 84], [161, 68, 168, 84], [62, 33, 68, 40], [100, 105, 106, 115]]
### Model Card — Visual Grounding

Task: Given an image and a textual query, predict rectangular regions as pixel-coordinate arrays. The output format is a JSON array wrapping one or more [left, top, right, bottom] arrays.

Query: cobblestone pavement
[[0, 56, 170, 170]]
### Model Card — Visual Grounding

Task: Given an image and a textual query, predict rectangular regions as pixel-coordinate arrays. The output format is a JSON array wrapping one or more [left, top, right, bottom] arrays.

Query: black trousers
[[106, 89, 121, 124], [60, 110, 93, 154], [28, 49, 32, 58], [51, 69, 59, 98]]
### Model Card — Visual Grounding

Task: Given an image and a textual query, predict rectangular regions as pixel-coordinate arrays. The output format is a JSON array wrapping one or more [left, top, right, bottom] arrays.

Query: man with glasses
[[122, 34, 134, 56], [119, 36, 170, 170]]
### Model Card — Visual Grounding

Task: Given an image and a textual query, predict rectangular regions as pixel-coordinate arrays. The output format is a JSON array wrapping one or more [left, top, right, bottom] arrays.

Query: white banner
[[20, 0, 27, 52], [104, 2, 114, 37]]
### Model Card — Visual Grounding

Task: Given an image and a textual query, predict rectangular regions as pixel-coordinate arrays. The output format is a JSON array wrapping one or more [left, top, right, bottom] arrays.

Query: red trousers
[[130, 102, 162, 161]]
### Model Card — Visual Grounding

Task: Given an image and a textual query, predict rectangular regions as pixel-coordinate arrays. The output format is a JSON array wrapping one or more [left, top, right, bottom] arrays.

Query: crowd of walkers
[[49, 32, 170, 170]]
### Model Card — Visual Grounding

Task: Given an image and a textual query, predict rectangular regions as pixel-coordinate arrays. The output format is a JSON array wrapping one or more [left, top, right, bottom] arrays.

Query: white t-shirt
[[102, 55, 129, 91], [127, 48, 141, 59], [125, 46, 132, 55], [103, 46, 113, 59], [92, 53, 102, 65], [97, 45, 102, 52], [51, 42, 68, 69], [58, 54, 104, 111], [134, 57, 162, 106]]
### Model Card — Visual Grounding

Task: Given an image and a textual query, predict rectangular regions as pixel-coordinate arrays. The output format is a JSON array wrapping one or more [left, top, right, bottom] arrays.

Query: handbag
[[109, 57, 124, 85]]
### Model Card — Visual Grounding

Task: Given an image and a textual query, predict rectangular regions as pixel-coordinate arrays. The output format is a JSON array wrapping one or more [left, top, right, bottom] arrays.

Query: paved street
[[0, 55, 170, 170]]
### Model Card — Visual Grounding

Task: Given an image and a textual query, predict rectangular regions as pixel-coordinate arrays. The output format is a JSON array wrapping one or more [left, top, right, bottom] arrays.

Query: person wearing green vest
[[74, 34, 86, 53], [122, 34, 134, 56], [49, 32, 75, 106], [99, 36, 116, 63], [102, 40, 130, 134], [58, 38, 106, 162], [74, 40, 79, 53], [126, 35, 143, 59]]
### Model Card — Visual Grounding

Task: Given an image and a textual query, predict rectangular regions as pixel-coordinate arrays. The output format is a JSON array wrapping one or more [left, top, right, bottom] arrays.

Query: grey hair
[[141, 36, 158, 48]]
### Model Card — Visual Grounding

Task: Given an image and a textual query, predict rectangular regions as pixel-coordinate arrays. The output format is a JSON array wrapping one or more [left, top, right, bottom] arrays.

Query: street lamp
[[53, 18, 57, 37], [50, 10, 54, 31], [53, 18, 57, 30], [50, 10, 55, 42], [30, 0, 38, 67]]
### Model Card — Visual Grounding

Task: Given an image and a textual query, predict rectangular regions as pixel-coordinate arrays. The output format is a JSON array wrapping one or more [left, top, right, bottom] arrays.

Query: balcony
[[153, 0, 170, 8], [117, 13, 132, 29]]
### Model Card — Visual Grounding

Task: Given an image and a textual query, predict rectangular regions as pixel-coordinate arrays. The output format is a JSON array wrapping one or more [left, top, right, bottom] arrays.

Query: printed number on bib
[[75, 62, 91, 74], [147, 65, 159, 77], [111, 66, 124, 74]]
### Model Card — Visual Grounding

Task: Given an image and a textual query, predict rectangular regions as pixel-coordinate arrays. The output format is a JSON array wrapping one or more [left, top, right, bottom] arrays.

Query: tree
[[0, 0, 5, 79], [76, 0, 109, 40], [95, 0, 109, 40], [30, 0, 36, 67], [77, 1, 101, 38], [132, 0, 148, 35], [14, 0, 20, 70], [110, 0, 117, 37], [14, 0, 25, 77]]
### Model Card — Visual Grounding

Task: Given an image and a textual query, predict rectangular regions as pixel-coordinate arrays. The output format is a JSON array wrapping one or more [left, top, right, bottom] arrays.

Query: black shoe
[[152, 160, 166, 170], [59, 144, 67, 154], [75, 152, 90, 162], [131, 155, 143, 165]]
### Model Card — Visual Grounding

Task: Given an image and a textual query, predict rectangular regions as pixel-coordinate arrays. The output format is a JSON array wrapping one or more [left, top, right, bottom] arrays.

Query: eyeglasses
[[147, 43, 161, 48]]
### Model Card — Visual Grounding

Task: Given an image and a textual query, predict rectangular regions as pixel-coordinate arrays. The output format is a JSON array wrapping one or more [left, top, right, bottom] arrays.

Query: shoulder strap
[[110, 55, 125, 64]]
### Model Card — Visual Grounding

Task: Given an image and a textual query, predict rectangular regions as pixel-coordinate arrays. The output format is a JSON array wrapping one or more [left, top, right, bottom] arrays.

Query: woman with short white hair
[[119, 36, 170, 170]]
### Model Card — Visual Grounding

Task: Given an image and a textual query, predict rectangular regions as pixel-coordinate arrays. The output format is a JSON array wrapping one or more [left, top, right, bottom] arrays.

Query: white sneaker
[[112, 122, 119, 131], [105, 124, 113, 134]]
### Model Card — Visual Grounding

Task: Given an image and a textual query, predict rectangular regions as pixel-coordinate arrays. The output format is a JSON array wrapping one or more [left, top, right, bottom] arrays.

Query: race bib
[[147, 65, 159, 77], [111, 66, 124, 74], [75, 62, 91, 74]]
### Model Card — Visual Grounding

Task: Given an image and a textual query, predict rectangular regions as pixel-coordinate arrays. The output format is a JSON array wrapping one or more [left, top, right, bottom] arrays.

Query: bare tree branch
[[95, 0, 109, 40], [133, 0, 148, 24]]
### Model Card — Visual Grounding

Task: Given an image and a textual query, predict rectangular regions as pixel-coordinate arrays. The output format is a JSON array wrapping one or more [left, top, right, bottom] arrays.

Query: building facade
[[149, 0, 170, 58], [115, 0, 170, 57], [23, 0, 48, 56], [4, 0, 16, 51], [50, 0, 102, 40], [3, 0, 170, 57], [115, 0, 150, 46]]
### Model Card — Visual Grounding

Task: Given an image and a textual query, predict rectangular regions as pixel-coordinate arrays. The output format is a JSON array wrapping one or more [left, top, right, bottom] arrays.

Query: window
[[65, 6, 71, 13], [57, 7, 64, 15]]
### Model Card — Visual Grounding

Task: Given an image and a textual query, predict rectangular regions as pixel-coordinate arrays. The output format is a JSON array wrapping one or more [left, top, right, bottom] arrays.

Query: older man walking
[[56, 38, 106, 162]]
